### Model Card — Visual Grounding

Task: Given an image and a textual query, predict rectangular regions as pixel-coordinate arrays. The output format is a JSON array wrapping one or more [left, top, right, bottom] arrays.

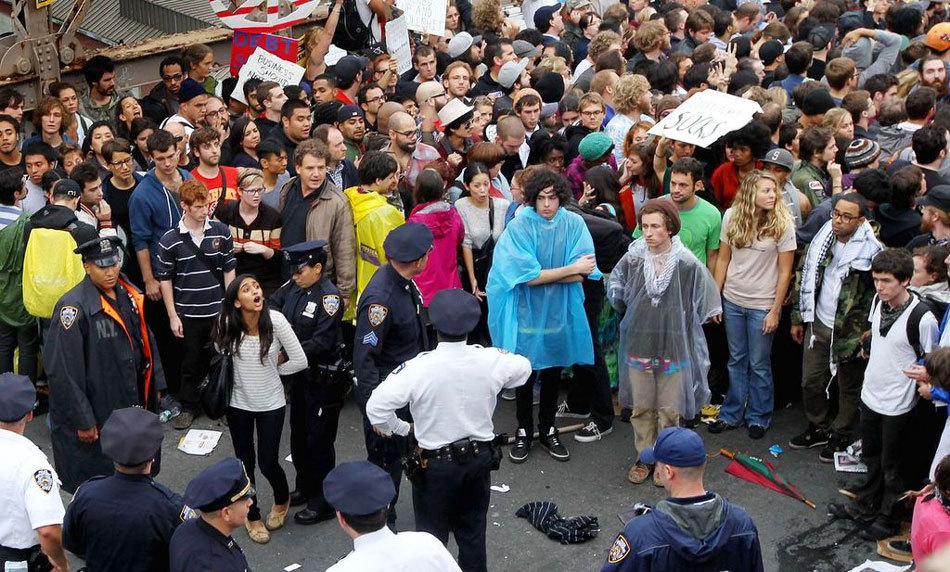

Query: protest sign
[[231, 46, 306, 105], [648, 90, 762, 148], [395, 0, 446, 36], [230, 30, 299, 76], [386, 16, 413, 75], [209, 0, 320, 32]]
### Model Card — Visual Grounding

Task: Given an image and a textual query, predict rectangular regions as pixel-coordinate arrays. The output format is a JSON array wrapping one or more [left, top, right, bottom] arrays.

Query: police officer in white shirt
[[0, 373, 69, 572], [324, 461, 461, 572], [366, 289, 532, 572]]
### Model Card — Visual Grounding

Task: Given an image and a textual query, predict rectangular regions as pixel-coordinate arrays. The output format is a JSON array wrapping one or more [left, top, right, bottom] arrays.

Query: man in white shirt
[[829, 248, 939, 542], [324, 461, 462, 572], [367, 290, 531, 572], [0, 373, 69, 572], [160, 78, 209, 155]]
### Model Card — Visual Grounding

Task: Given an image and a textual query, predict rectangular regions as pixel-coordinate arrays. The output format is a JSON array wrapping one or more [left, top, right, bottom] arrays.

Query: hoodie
[[876, 203, 922, 248], [407, 201, 464, 305], [128, 168, 190, 267], [141, 82, 179, 125], [601, 492, 763, 572], [343, 187, 405, 321]]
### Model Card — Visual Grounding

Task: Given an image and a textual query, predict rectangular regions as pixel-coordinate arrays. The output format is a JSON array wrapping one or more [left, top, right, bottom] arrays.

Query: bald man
[[496, 115, 527, 183], [385, 111, 441, 191]]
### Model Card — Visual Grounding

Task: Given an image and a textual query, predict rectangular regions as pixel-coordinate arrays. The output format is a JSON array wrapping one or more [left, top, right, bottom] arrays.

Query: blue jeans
[[721, 298, 776, 428]]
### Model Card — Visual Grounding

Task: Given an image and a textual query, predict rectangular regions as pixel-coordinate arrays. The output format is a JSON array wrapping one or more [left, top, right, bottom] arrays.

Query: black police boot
[[294, 504, 336, 525], [289, 490, 307, 507]]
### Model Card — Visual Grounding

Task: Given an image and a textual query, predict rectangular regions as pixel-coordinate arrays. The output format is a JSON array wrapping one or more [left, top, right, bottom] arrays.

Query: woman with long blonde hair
[[709, 170, 796, 440]]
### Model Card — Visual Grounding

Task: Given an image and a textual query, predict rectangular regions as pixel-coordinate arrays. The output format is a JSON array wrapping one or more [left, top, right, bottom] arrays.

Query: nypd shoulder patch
[[60, 306, 79, 330], [33, 469, 54, 494], [323, 294, 341, 317], [608, 534, 631, 563], [368, 304, 388, 327], [363, 331, 379, 347], [180, 505, 197, 521]]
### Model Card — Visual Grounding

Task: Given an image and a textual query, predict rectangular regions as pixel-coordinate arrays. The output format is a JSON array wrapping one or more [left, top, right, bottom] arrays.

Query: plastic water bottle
[[158, 395, 181, 423]]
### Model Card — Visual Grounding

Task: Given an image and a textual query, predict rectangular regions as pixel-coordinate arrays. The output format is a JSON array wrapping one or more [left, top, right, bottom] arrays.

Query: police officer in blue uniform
[[269, 240, 347, 525], [353, 223, 432, 527], [169, 458, 254, 572], [44, 233, 165, 493], [63, 407, 188, 572]]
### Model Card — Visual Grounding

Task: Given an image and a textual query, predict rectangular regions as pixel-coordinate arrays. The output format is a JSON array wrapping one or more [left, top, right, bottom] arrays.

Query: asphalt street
[[29, 395, 898, 571]]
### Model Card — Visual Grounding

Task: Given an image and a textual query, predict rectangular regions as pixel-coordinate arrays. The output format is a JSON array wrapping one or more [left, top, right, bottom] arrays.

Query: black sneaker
[[860, 519, 897, 541], [747, 425, 766, 440], [509, 429, 531, 463], [707, 420, 735, 434], [539, 427, 570, 461], [818, 433, 851, 464], [827, 502, 876, 524], [886, 539, 912, 556], [574, 421, 613, 442], [788, 425, 830, 449]]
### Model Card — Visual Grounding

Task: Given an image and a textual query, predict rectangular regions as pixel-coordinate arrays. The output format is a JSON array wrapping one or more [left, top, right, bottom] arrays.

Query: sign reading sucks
[[648, 90, 762, 148], [230, 30, 299, 76]]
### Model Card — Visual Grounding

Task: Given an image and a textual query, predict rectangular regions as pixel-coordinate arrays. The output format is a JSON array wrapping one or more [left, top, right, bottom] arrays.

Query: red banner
[[230, 30, 299, 77]]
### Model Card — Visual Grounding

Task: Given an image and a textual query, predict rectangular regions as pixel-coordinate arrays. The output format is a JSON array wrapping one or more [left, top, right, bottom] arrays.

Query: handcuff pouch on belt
[[313, 356, 353, 386]]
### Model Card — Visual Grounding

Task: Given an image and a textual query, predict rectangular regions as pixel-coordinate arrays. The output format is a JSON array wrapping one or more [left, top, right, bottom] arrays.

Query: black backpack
[[872, 293, 941, 361], [336, 0, 375, 52]]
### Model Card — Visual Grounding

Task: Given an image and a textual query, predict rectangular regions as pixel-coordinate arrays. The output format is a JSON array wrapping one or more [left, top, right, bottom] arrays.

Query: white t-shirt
[[21, 178, 46, 215], [356, 0, 384, 43], [862, 296, 939, 416], [815, 241, 846, 328], [0, 430, 65, 549]]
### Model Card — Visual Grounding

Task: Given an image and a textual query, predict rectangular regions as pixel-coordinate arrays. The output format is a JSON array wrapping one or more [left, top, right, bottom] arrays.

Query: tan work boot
[[265, 502, 290, 531], [627, 462, 652, 484], [246, 519, 270, 544]]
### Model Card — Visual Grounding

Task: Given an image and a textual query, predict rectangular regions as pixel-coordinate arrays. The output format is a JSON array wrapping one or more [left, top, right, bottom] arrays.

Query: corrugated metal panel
[[49, 0, 164, 46], [120, 0, 216, 34], [150, 0, 218, 24]]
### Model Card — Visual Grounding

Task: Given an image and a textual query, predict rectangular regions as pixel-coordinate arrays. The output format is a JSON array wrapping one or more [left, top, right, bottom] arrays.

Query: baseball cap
[[640, 427, 707, 468], [926, 22, 950, 53], [336, 104, 363, 123], [762, 148, 795, 171], [567, 0, 591, 10], [919, 185, 950, 212], [333, 55, 369, 85], [759, 40, 784, 67], [513, 40, 540, 60], [498, 60, 529, 89], [534, 5, 560, 30], [448, 32, 475, 59]]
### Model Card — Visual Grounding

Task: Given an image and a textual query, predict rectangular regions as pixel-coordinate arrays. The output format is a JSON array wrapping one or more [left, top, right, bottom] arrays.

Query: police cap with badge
[[74, 234, 124, 267], [183, 458, 255, 512], [100, 407, 163, 466], [429, 289, 481, 336], [0, 372, 35, 422], [383, 223, 434, 262], [323, 461, 396, 515], [284, 240, 328, 273]]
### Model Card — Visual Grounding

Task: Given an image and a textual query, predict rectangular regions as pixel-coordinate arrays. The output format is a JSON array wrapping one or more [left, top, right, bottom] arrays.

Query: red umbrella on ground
[[720, 448, 816, 509]]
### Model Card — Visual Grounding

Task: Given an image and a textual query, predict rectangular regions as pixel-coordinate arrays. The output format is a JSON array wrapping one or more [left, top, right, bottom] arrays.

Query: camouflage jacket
[[790, 161, 829, 210], [562, 23, 583, 50], [790, 242, 876, 362]]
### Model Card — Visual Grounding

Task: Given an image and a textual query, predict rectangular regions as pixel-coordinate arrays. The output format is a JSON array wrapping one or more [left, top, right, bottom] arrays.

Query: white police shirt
[[328, 527, 462, 572], [0, 430, 65, 549], [366, 341, 532, 450]]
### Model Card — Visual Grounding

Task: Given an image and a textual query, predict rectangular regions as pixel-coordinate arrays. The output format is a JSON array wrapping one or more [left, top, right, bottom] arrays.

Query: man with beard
[[385, 112, 440, 195], [336, 106, 366, 162], [359, 84, 386, 132], [79, 55, 125, 127], [189, 127, 240, 218], [142, 56, 185, 125], [921, 55, 949, 97], [907, 186, 950, 249]]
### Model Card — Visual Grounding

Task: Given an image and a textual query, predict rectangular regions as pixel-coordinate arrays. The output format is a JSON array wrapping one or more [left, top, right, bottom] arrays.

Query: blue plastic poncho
[[487, 207, 602, 369]]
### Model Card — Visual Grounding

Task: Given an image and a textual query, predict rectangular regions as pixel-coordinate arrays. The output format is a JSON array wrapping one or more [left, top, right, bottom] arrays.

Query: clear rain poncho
[[606, 236, 722, 419], [487, 207, 601, 369]]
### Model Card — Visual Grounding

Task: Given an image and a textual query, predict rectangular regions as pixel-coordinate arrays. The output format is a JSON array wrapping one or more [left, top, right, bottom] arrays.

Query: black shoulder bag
[[469, 199, 496, 291]]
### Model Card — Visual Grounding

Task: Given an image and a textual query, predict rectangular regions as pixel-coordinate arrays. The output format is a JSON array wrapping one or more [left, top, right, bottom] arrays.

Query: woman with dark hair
[[213, 274, 307, 544], [573, 12, 602, 65], [437, 103, 476, 176], [114, 95, 142, 142], [710, 120, 772, 209], [878, 165, 924, 248], [618, 140, 661, 230], [407, 168, 464, 306], [130, 117, 156, 170], [583, 164, 623, 219], [83, 120, 116, 180], [228, 116, 263, 168], [465, 141, 509, 201], [527, 131, 568, 170]]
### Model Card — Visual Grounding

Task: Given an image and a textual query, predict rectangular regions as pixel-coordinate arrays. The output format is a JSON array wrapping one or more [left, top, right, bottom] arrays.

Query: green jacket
[[0, 212, 33, 327], [790, 241, 876, 362], [790, 161, 829, 209]]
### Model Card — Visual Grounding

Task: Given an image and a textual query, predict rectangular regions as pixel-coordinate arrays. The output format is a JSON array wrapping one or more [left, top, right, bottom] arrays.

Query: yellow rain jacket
[[343, 187, 404, 321]]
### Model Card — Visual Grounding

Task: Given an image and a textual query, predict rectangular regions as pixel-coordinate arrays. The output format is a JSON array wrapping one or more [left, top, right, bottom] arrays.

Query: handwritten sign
[[395, 0, 447, 36], [386, 16, 413, 75], [648, 90, 762, 148], [230, 30, 299, 76], [231, 47, 306, 105], [209, 0, 320, 32]]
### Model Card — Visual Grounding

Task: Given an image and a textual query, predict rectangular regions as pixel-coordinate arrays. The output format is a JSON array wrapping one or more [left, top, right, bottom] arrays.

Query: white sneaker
[[501, 389, 516, 401]]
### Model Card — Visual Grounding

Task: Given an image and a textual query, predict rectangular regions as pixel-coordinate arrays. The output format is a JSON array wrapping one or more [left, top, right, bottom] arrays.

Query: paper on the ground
[[647, 89, 762, 148], [490, 484, 510, 493], [285, 453, 293, 462], [834, 451, 868, 473], [232, 47, 306, 105], [177, 429, 222, 455], [395, 0, 446, 36], [284, 565, 301, 572], [385, 16, 413, 76], [845, 560, 910, 572]]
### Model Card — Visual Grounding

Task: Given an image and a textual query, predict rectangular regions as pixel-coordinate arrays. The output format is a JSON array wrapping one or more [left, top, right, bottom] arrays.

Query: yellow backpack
[[23, 227, 86, 319]]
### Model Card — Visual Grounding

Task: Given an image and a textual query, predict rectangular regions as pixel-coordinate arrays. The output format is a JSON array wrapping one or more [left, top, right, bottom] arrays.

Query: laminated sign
[[210, 0, 320, 32], [231, 47, 306, 104], [648, 90, 762, 149], [230, 30, 299, 76]]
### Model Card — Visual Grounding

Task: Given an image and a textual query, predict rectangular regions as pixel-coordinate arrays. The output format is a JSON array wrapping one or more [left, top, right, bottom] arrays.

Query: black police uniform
[[169, 458, 252, 572], [352, 224, 431, 525], [43, 236, 165, 493], [269, 241, 346, 521], [63, 407, 187, 572]]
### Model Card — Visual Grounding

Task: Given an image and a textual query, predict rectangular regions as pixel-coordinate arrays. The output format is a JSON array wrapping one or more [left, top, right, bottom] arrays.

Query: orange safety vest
[[98, 278, 155, 410]]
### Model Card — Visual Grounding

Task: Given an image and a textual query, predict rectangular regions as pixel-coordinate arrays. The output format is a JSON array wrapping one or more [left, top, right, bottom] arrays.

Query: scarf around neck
[[633, 236, 684, 306]]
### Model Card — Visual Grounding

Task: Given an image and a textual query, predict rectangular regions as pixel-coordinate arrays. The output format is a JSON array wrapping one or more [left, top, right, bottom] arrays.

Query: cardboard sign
[[385, 16, 413, 76], [209, 0, 320, 32], [648, 90, 762, 148], [230, 30, 299, 76], [395, 0, 447, 36], [231, 47, 306, 105]]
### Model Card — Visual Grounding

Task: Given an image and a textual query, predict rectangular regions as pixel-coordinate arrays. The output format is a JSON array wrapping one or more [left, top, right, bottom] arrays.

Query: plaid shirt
[[398, 142, 441, 196]]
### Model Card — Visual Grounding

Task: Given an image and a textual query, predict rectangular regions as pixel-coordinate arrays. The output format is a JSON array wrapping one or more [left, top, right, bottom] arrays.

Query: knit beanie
[[844, 138, 882, 170], [801, 89, 836, 116], [534, 72, 566, 105], [639, 199, 682, 236], [578, 132, 614, 161]]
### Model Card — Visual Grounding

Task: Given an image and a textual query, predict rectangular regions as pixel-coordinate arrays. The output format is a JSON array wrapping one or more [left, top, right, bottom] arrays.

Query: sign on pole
[[395, 0, 447, 36], [231, 47, 306, 105], [386, 16, 413, 75], [648, 90, 762, 148], [230, 30, 299, 77]]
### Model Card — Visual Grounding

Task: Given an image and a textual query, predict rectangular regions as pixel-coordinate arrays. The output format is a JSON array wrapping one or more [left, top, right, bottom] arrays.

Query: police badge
[[607, 534, 630, 563], [367, 303, 388, 326], [33, 469, 54, 493], [323, 294, 341, 316], [60, 306, 79, 330]]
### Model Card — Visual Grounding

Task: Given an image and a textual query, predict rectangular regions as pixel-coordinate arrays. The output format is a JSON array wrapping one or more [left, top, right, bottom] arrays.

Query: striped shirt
[[229, 310, 308, 412], [0, 204, 22, 230], [156, 218, 236, 318]]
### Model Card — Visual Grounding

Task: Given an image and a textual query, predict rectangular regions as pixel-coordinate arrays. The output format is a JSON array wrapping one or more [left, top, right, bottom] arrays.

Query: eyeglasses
[[173, 135, 184, 143], [110, 157, 133, 167], [162, 73, 183, 82], [581, 109, 604, 117], [242, 187, 264, 195], [366, 94, 386, 105], [831, 210, 859, 223], [209, 108, 229, 116], [432, 92, 447, 99], [393, 129, 417, 137]]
